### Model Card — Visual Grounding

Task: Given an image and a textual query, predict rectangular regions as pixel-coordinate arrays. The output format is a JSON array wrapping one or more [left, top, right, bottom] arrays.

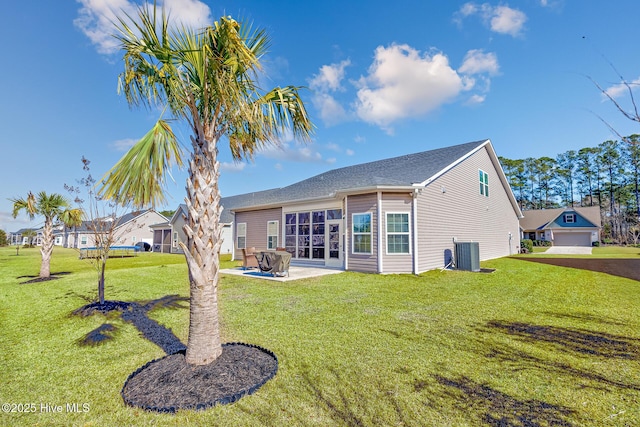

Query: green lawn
[[0, 246, 638, 426]]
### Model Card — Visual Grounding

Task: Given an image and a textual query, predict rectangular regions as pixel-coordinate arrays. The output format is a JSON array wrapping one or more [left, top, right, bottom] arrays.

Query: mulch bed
[[121, 343, 278, 412], [518, 258, 640, 282]]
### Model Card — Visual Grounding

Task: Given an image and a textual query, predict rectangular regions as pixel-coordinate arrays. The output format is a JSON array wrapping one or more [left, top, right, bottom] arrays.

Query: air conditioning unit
[[455, 242, 480, 272]]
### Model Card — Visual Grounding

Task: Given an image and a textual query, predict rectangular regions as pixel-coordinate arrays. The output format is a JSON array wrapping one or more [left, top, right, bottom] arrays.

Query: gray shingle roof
[[226, 140, 488, 209]]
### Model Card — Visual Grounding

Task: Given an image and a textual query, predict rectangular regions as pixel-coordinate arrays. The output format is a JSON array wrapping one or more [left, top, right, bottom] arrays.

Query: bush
[[532, 240, 552, 247], [592, 241, 600, 247], [520, 239, 533, 253]]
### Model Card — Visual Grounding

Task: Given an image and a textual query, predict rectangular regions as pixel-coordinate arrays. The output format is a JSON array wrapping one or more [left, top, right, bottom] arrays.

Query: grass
[[0, 246, 638, 426]]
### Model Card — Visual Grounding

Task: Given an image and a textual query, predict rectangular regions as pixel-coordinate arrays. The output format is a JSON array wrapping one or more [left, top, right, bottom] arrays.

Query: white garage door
[[554, 232, 591, 246]]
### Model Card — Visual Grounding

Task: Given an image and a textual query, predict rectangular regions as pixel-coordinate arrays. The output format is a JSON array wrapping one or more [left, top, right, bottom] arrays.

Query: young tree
[[10, 192, 83, 278], [100, 6, 313, 365], [0, 229, 6, 246], [66, 157, 141, 305]]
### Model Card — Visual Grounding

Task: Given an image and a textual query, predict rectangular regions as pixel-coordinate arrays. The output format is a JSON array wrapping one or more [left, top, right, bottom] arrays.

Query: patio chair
[[242, 247, 259, 270]]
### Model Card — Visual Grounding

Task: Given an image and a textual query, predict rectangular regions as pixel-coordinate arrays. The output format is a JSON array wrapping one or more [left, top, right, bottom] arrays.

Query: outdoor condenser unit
[[455, 242, 480, 272]]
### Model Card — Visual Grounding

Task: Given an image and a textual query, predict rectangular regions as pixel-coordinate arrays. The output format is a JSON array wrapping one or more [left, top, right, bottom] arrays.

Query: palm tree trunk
[[181, 138, 224, 366], [39, 217, 54, 278]]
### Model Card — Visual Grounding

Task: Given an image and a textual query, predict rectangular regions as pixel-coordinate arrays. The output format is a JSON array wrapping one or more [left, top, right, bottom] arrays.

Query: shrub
[[520, 239, 533, 253], [592, 241, 600, 247]]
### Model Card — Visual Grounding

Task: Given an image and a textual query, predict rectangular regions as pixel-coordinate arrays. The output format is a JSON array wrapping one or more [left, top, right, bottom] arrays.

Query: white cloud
[[354, 44, 463, 131], [312, 93, 348, 126], [75, 0, 212, 55], [112, 138, 138, 151], [458, 49, 499, 75], [309, 60, 351, 92], [345, 149, 355, 156], [465, 94, 486, 105], [490, 6, 527, 36], [603, 77, 640, 100], [309, 60, 351, 126], [220, 162, 247, 172], [259, 143, 329, 164], [454, 3, 527, 37]]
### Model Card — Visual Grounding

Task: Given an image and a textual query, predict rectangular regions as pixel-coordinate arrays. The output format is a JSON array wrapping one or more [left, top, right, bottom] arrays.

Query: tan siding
[[381, 193, 413, 273], [417, 146, 520, 272], [346, 193, 378, 273], [234, 208, 282, 254]]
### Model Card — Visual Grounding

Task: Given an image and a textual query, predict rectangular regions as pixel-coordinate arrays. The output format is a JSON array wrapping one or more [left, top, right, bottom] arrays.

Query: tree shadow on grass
[[236, 366, 410, 427], [18, 271, 71, 284], [431, 375, 576, 427], [481, 320, 640, 360], [76, 295, 188, 355], [477, 320, 640, 392]]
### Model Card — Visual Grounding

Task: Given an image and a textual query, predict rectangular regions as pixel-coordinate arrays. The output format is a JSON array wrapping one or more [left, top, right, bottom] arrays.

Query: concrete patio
[[220, 265, 344, 282]]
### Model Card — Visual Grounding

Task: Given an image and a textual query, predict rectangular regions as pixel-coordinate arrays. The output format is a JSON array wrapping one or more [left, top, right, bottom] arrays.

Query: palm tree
[[100, 6, 313, 366], [11, 191, 83, 278]]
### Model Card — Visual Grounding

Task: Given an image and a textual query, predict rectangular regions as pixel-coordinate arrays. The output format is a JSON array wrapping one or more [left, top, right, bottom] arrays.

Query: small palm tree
[[11, 191, 83, 278], [100, 6, 313, 365]]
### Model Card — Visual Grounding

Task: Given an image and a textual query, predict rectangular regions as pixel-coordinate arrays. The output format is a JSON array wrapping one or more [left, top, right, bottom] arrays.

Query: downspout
[[377, 191, 383, 273], [412, 188, 419, 274]]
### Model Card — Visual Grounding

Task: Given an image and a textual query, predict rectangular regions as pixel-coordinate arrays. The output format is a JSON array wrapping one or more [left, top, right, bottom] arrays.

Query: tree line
[[499, 134, 640, 244]]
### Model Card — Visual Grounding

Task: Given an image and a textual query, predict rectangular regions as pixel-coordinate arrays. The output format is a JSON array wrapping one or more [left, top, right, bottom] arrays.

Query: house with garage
[[520, 206, 601, 246], [62, 209, 167, 249], [228, 139, 522, 274]]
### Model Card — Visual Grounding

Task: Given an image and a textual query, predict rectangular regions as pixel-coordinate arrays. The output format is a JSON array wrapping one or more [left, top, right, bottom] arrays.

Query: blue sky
[[2, 0, 640, 232]]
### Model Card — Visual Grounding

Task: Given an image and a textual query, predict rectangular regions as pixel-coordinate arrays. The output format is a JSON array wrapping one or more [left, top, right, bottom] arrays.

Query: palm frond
[[99, 119, 184, 208]]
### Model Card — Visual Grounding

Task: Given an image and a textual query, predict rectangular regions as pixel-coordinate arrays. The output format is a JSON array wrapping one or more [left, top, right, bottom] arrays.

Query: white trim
[[416, 140, 489, 187], [236, 222, 247, 249], [344, 196, 349, 270], [377, 191, 383, 272], [385, 212, 411, 255], [351, 212, 372, 255], [412, 189, 419, 274], [479, 169, 489, 197], [267, 220, 279, 250]]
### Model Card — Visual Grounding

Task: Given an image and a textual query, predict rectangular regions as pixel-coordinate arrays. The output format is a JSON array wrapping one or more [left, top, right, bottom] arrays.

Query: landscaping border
[[121, 342, 278, 413]]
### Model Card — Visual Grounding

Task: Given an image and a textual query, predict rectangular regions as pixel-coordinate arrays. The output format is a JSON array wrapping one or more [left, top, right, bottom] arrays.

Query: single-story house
[[7, 228, 43, 246], [228, 139, 523, 274], [520, 206, 601, 246], [151, 202, 237, 255], [61, 209, 167, 249]]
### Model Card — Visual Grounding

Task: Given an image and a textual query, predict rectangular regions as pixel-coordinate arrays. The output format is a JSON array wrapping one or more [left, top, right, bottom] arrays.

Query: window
[[386, 213, 410, 254], [80, 236, 87, 245], [479, 169, 489, 197], [237, 223, 247, 249], [132, 236, 137, 243], [267, 221, 278, 250], [564, 213, 575, 223], [172, 232, 178, 248], [285, 213, 297, 255], [352, 213, 372, 254], [312, 211, 325, 259]]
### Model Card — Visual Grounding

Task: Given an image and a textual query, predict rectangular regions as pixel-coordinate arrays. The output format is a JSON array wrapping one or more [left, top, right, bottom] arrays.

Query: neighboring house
[[151, 205, 188, 254], [520, 206, 601, 246], [8, 228, 43, 246], [151, 202, 236, 254], [228, 139, 523, 274], [62, 209, 168, 249]]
